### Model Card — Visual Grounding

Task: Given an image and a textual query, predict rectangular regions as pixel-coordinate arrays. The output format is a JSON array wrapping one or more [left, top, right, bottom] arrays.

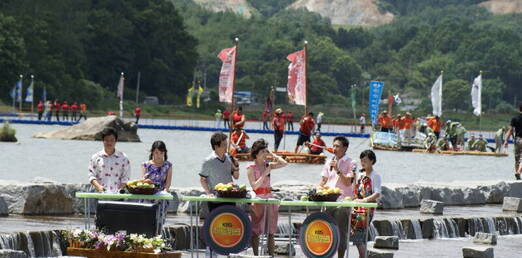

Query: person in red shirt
[[71, 102, 79, 121], [262, 110, 269, 130], [78, 103, 87, 121], [399, 112, 414, 143], [134, 106, 142, 124], [37, 101, 44, 120], [61, 101, 70, 121], [272, 108, 285, 151], [307, 131, 326, 155], [295, 112, 316, 153], [377, 111, 393, 132], [231, 128, 250, 153], [231, 106, 245, 129], [427, 115, 442, 139], [286, 112, 294, 131], [222, 109, 230, 129], [53, 100, 61, 122]]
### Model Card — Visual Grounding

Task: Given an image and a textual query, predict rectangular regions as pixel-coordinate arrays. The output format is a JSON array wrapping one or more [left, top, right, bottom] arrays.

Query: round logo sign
[[299, 212, 339, 258], [202, 205, 251, 255]]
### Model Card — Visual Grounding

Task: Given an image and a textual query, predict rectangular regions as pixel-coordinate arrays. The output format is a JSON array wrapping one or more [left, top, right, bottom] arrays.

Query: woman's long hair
[[149, 140, 168, 161]]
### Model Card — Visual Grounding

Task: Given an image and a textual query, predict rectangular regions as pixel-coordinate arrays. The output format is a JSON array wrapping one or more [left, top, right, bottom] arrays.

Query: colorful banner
[[287, 49, 306, 105], [299, 212, 339, 258], [369, 81, 384, 125], [25, 78, 34, 103], [186, 87, 194, 107], [218, 46, 237, 103], [471, 74, 482, 116], [202, 205, 251, 255]]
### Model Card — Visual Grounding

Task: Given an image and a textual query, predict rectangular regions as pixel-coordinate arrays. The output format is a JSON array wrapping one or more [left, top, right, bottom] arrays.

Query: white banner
[[471, 74, 482, 116], [431, 74, 442, 116], [217, 46, 237, 103]]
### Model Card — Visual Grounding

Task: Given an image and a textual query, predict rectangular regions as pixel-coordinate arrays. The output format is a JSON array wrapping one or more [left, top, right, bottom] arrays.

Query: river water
[[1, 124, 515, 186]]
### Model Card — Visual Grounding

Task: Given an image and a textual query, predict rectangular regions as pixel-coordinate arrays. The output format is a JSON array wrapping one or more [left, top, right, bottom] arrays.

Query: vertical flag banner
[[369, 81, 384, 125], [286, 49, 306, 105], [218, 46, 237, 103], [25, 78, 34, 103], [431, 74, 443, 116], [116, 73, 124, 118], [42, 87, 47, 102], [471, 74, 482, 116], [351, 86, 356, 118], [10, 81, 21, 101]]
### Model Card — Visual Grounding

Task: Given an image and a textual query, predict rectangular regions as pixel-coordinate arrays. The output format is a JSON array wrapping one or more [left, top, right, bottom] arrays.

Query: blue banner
[[369, 81, 384, 125]]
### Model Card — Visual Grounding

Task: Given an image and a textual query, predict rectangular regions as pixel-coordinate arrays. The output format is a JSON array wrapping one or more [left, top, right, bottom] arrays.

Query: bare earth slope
[[193, 0, 256, 18], [480, 0, 522, 14], [288, 0, 394, 26]]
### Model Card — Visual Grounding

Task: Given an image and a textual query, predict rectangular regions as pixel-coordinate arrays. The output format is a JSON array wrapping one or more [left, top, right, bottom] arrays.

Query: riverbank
[[1, 180, 521, 215]]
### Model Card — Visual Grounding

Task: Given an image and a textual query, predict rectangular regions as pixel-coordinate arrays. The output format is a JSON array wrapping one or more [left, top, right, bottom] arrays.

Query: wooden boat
[[412, 149, 508, 157], [234, 151, 326, 164]]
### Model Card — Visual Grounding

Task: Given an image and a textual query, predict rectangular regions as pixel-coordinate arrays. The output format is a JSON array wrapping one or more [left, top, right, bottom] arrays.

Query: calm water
[[0, 124, 515, 186]]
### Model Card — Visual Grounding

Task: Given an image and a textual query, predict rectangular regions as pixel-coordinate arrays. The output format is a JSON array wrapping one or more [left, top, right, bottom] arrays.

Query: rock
[[0, 196, 8, 216], [380, 186, 403, 209], [0, 249, 28, 258], [0, 183, 74, 215], [372, 220, 393, 236], [502, 197, 522, 212], [400, 220, 416, 239], [420, 218, 434, 239], [274, 242, 296, 256], [420, 199, 444, 214], [32, 115, 140, 142], [473, 232, 497, 245], [373, 236, 399, 250], [166, 191, 180, 213], [396, 185, 420, 208], [462, 246, 494, 258], [0, 121, 17, 142], [367, 248, 394, 258], [480, 0, 522, 15]]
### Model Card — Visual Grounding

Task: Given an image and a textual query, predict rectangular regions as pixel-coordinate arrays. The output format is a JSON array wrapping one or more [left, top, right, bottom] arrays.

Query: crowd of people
[[89, 127, 381, 257], [36, 100, 88, 122]]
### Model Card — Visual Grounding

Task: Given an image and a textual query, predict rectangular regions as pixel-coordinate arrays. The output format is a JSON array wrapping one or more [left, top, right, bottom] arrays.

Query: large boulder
[[420, 199, 444, 214], [462, 246, 494, 258], [373, 236, 399, 249], [502, 197, 522, 212], [32, 115, 140, 142], [0, 121, 17, 142], [0, 249, 27, 258]]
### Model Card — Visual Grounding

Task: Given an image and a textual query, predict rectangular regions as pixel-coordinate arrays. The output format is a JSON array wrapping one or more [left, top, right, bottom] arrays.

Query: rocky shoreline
[[0, 179, 521, 215]]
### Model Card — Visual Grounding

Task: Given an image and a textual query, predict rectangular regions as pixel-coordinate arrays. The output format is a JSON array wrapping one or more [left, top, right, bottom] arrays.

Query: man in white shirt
[[88, 128, 131, 193]]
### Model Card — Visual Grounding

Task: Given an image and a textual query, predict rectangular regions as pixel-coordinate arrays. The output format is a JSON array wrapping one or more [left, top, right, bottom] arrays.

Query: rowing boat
[[234, 151, 326, 164]]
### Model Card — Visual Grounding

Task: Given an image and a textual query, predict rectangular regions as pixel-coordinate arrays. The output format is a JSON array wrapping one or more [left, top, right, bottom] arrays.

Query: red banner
[[218, 46, 237, 103], [287, 49, 306, 106]]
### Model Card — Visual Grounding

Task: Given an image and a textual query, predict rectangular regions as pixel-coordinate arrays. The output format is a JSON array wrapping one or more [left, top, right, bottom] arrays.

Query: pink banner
[[218, 46, 237, 103], [286, 49, 306, 105]]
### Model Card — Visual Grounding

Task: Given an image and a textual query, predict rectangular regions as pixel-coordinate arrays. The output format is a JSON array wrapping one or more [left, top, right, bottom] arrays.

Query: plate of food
[[214, 183, 248, 198], [304, 186, 342, 202], [125, 179, 158, 195]]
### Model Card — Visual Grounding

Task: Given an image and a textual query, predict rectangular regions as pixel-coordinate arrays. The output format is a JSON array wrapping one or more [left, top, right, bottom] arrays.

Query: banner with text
[[218, 46, 237, 103], [287, 49, 306, 105], [369, 81, 384, 125]]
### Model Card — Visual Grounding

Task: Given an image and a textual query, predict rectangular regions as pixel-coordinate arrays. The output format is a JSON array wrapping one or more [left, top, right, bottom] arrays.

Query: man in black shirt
[[504, 103, 522, 180]]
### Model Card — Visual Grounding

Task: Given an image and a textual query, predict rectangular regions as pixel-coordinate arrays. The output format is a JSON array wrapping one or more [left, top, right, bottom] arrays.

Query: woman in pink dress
[[247, 139, 287, 256]]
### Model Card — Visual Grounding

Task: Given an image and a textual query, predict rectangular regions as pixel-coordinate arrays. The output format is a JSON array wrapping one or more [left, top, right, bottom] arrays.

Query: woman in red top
[[37, 101, 44, 120], [71, 102, 79, 121], [53, 100, 61, 122], [271, 108, 285, 151], [231, 106, 245, 129]]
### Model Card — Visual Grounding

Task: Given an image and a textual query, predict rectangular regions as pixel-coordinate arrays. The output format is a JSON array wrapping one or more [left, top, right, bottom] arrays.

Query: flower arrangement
[[64, 229, 168, 254]]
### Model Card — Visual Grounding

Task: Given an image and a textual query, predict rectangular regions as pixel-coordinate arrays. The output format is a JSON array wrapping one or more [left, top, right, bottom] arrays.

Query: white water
[[485, 217, 496, 234], [412, 219, 423, 239], [434, 218, 449, 238], [391, 220, 407, 239]]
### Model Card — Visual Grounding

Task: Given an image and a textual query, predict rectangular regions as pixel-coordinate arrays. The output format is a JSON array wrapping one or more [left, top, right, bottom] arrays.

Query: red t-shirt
[[37, 103, 44, 112], [427, 117, 442, 132], [300, 116, 315, 135], [71, 104, 78, 111], [310, 138, 325, 153], [286, 113, 293, 122], [272, 115, 285, 131], [53, 103, 61, 111], [223, 111, 230, 119], [262, 112, 268, 121], [400, 117, 414, 130], [134, 107, 142, 116], [231, 130, 247, 149], [80, 104, 87, 112], [232, 112, 245, 129], [378, 116, 393, 129], [62, 103, 69, 111]]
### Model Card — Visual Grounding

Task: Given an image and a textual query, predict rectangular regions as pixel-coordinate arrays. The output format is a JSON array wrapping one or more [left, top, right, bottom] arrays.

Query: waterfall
[[470, 217, 484, 235], [445, 218, 459, 238], [485, 217, 496, 234], [411, 220, 423, 239], [390, 220, 406, 239], [0, 231, 62, 257], [434, 218, 449, 238], [516, 217, 522, 234]]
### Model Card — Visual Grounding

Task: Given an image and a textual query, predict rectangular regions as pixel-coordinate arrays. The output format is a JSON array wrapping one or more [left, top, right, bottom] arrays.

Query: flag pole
[[479, 70, 482, 133], [227, 37, 239, 152], [136, 71, 141, 104], [19, 75, 23, 112], [304, 40, 308, 116], [30, 75, 34, 114]]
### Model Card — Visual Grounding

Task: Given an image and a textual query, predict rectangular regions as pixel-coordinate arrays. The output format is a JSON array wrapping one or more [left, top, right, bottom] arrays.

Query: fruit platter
[[125, 179, 158, 195], [214, 183, 248, 198], [302, 186, 342, 202]]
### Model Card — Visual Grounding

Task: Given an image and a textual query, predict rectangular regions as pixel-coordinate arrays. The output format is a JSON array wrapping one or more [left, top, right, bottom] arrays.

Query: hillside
[[193, 0, 257, 18], [289, 0, 395, 26], [480, 0, 522, 14]]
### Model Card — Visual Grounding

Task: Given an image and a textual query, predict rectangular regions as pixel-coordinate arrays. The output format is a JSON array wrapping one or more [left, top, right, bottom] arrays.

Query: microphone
[[330, 156, 336, 172]]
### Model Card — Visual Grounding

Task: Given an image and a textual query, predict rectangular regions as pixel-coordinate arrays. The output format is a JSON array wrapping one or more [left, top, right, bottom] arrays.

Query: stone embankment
[[0, 179, 521, 215]]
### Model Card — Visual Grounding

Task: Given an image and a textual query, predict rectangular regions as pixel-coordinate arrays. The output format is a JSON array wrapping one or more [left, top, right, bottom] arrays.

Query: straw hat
[[275, 108, 283, 114]]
